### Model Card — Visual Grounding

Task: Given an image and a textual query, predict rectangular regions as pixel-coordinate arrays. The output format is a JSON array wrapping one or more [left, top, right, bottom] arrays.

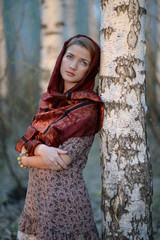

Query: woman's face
[[60, 44, 92, 92]]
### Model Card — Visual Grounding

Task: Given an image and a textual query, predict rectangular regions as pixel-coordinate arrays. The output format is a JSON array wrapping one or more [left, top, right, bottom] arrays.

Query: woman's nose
[[69, 61, 77, 70]]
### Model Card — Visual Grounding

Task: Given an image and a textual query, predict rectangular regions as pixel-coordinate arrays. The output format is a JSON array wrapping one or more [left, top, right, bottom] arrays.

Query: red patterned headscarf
[[15, 34, 104, 156]]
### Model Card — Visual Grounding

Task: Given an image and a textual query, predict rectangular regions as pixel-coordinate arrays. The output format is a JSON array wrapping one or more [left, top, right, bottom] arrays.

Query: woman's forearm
[[21, 153, 71, 170], [20, 144, 72, 170], [34, 144, 72, 170], [21, 155, 50, 169]]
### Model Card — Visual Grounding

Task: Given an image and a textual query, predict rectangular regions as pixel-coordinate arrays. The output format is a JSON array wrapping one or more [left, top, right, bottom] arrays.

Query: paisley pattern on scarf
[[18, 136, 99, 240]]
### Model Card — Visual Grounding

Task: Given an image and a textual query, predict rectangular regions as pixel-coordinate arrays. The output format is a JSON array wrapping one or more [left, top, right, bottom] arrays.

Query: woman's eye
[[66, 54, 72, 59], [81, 61, 88, 66]]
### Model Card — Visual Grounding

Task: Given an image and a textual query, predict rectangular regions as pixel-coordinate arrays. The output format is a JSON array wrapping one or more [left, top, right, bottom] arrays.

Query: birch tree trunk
[[75, 0, 89, 35], [63, 0, 76, 40], [40, 0, 64, 92], [89, 0, 100, 42], [0, 0, 7, 97], [99, 0, 153, 239]]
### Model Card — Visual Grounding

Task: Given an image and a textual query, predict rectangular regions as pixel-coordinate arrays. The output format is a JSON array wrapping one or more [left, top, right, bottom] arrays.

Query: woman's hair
[[66, 36, 96, 61]]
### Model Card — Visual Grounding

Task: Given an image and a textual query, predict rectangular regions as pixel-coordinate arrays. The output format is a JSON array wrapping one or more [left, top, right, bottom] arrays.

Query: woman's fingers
[[50, 160, 63, 171], [21, 146, 27, 154], [54, 148, 67, 155], [55, 162, 63, 171], [36, 145, 70, 171], [54, 153, 68, 169], [56, 157, 68, 169]]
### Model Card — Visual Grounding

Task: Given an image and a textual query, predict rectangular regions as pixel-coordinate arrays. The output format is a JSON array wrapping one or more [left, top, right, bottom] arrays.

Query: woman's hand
[[21, 146, 27, 154], [34, 144, 71, 171]]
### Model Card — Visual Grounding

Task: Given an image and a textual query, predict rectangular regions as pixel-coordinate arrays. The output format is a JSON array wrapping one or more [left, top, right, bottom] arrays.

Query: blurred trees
[[63, 0, 76, 39], [2, 0, 41, 126], [0, 0, 7, 98], [0, 0, 41, 196], [146, 0, 160, 143], [0, 3, 42, 238], [146, 1, 160, 238]]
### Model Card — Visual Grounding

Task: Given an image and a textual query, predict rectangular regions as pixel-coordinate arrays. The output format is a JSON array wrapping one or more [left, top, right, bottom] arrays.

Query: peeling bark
[[99, 0, 153, 239], [101, 0, 109, 10], [101, 26, 116, 40]]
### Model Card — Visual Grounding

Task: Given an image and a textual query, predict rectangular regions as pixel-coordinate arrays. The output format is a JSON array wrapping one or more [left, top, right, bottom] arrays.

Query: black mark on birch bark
[[41, 24, 47, 29], [141, 40, 146, 44], [56, 21, 64, 27], [114, 1, 146, 49], [99, 75, 119, 90], [101, 0, 109, 10], [114, 4, 128, 16], [110, 180, 128, 227], [115, 55, 136, 79], [127, 0, 140, 49], [128, 0, 140, 21], [124, 163, 150, 189], [140, 70, 146, 75], [127, 24, 138, 49], [106, 101, 132, 112], [115, 54, 144, 80], [101, 27, 116, 40], [45, 31, 62, 36], [139, 7, 147, 16], [100, 151, 107, 170], [128, 0, 146, 49]]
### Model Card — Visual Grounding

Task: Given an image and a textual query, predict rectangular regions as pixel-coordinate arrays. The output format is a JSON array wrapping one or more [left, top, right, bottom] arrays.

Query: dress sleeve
[[58, 136, 94, 162], [24, 139, 43, 156]]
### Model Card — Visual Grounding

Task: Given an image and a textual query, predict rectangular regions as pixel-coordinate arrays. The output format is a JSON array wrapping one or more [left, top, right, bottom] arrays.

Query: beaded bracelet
[[17, 152, 31, 169]]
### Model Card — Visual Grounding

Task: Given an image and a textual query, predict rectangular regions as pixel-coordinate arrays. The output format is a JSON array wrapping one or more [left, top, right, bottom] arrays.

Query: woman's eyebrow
[[81, 58, 91, 63], [66, 51, 73, 55]]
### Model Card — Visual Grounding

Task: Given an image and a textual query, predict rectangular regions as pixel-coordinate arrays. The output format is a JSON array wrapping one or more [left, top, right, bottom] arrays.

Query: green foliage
[[0, 197, 8, 204]]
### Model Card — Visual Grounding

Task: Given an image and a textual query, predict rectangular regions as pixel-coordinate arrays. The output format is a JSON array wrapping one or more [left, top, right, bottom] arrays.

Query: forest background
[[0, 0, 160, 239]]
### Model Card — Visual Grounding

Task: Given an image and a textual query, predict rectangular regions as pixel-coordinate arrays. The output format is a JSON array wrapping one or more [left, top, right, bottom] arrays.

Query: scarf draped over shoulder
[[15, 34, 104, 156]]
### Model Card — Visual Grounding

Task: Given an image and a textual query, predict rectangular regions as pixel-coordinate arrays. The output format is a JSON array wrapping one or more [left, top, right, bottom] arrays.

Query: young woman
[[16, 34, 104, 240]]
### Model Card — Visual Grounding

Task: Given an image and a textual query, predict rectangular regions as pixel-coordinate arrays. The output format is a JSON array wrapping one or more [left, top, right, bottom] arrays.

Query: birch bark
[[63, 0, 76, 40], [99, 0, 153, 239], [75, 0, 89, 35], [88, 0, 100, 42], [40, 0, 63, 92]]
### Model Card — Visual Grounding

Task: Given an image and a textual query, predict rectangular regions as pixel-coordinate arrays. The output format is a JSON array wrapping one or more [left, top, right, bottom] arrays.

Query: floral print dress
[[17, 136, 99, 240]]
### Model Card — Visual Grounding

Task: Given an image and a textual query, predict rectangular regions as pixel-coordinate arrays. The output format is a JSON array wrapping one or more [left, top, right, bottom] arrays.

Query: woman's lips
[[66, 71, 75, 76]]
